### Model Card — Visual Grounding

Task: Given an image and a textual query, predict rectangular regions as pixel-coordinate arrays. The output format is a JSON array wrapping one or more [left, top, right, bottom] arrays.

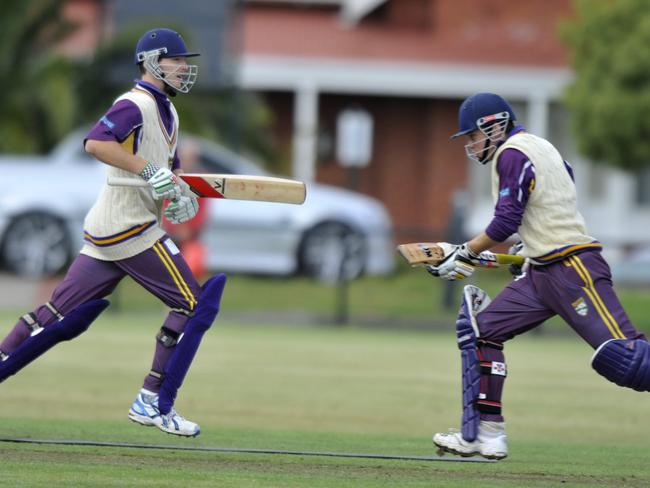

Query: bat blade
[[397, 242, 525, 268], [107, 173, 306, 205], [397, 242, 446, 266], [181, 174, 306, 204]]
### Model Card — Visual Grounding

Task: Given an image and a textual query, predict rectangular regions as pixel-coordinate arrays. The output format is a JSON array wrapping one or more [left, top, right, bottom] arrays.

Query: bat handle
[[107, 176, 148, 188]]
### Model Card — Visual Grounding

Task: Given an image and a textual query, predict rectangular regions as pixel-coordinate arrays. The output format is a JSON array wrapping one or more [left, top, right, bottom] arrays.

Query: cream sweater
[[491, 132, 595, 260], [81, 87, 178, 260]]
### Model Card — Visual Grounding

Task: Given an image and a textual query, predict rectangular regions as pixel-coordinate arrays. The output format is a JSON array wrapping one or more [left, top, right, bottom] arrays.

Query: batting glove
[[164, 195, 199, 224], [427, 243, 478, 281], [507, 241, 524, 277], [141, 163, 182, 201]]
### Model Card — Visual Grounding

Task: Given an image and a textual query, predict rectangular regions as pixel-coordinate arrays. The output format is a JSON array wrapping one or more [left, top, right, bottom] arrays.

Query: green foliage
[[0, 0, 79, 152], [562, 0, 650, 170], [0, 11, 277, 167]]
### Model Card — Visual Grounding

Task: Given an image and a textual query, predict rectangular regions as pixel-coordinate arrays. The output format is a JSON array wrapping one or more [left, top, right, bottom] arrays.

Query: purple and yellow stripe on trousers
[[532, 241, 603, 265], [152, 241, 197, 311], [83, 221, 157, 247], [566, 255, 625, 339]]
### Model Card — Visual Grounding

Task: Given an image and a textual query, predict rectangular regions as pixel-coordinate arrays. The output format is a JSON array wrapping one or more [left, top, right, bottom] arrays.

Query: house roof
[[247, 0, 389, 25], [238, 55, 571, 102]]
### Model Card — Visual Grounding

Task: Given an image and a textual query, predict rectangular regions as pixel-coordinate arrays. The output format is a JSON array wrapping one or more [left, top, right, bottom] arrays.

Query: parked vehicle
[[0, 131, 395, 282]]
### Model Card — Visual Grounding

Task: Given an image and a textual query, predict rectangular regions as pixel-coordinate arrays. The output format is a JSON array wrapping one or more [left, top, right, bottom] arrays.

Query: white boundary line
[[0, 437, 495, 463]]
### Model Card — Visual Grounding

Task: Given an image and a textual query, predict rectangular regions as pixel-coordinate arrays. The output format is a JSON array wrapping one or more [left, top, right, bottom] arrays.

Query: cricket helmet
[[450, 93, 516, 140], [135, 28, 199, 93], [451, 93, 516, 164]]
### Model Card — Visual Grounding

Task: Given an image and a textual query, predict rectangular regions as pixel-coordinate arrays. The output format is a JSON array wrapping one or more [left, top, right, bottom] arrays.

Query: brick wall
[[243, 0, 573, 67], [264, 92, 466, 242]]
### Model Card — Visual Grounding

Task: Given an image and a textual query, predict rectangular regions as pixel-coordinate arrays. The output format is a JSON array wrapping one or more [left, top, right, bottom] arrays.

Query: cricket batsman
[[0, 28, 226, 437], [426, 92, 649, 459]]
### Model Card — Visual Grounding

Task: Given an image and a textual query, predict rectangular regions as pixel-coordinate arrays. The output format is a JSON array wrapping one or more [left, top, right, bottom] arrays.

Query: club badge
[[572, 297, 589, 317]]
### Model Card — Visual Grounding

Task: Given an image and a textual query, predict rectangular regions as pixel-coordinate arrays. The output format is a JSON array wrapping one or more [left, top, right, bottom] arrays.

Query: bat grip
[[107, 176, 148, 188]]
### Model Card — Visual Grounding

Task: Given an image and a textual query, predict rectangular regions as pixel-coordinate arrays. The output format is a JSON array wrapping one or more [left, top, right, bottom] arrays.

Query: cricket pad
[[158, 273, 227, 414]]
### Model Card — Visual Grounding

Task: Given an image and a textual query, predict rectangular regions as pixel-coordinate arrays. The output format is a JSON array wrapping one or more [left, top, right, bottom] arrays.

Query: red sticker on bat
[[180, 175, 226, 198]]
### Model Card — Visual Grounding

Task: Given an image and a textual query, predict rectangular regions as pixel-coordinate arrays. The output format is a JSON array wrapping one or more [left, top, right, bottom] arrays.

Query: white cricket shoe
[[128, 388, 201, 437], [433, 421, 507, 460]]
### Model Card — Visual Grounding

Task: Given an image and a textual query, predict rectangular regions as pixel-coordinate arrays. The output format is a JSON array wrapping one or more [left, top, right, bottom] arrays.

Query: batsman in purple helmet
[[427, 92, 649, 460], [0, 28, 227, 437]]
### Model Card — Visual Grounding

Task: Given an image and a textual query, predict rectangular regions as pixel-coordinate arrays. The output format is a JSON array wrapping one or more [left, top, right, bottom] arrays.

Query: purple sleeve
[[485, 148, 536, 242], [84, 99, 142, 145]]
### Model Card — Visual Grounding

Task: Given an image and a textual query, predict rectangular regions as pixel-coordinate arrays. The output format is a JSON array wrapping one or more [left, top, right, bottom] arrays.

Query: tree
[[562, 0, 650, 171], [0, 0, 79, 153]]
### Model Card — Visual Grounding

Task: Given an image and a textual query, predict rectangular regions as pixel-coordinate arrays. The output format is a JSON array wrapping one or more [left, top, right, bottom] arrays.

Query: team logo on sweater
[[100, 115, 115, 129], [572, 297, 588, 317]]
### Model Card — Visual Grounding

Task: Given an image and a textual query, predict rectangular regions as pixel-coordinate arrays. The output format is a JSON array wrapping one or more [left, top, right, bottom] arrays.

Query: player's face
[[466, 130, 484, 144], [159, 57, 189, 90], [464, 129, 492, 164]]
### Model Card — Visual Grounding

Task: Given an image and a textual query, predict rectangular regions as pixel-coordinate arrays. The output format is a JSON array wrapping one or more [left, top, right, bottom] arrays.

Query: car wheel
[[1, 212, 72, 277], [299, 222, 366, 282]]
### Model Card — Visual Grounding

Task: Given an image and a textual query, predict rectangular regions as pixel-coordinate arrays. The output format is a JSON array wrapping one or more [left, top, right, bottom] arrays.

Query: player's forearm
[[466, 232, 500, 255], [85, 139, 148, 175]]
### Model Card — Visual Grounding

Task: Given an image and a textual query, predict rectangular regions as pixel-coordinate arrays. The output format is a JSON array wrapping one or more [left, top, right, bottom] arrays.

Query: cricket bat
[[107, 173, 306, 205], [397, 242, 525, 268]]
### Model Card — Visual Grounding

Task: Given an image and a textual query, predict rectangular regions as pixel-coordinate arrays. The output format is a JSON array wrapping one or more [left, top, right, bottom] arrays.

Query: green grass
[[102, 265, 649, 332], [1, 312, 650, 487]]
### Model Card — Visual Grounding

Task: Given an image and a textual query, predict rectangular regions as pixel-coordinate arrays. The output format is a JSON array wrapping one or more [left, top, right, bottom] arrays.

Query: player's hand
[[426, 242, 478, 281], [164, 195, 199, 224], [508, 241, 529, 278], [141, 164, 182, 201], [507, 241, 525, 277]]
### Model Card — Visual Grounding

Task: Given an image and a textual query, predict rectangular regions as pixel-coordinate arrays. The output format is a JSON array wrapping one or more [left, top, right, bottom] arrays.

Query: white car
[[0, 131, 395, 282]]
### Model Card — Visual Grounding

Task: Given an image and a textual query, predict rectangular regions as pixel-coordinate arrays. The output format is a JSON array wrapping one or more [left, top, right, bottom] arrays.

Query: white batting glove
[[426, 243, 478, 281], [164, 195, 199, 224], [140, 163, 181, 201]]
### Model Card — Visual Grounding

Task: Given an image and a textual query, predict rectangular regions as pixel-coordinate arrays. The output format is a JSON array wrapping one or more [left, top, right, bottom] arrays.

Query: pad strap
[[156, 326, 180, 348], [476, 398, 502, 414], [148, 369, 163, 380], [21, 313, 43, 335], [477, 339, 504, 350], [45, 302, 64, 321], [479, 360, 507, 376], [171, 307, 194, 318]]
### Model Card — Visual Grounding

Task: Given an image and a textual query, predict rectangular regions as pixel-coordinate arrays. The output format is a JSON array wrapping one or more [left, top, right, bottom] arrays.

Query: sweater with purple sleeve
[[85, 81, 180, 171], [486, 126, 542, 242], [486, 127, 599, 264]]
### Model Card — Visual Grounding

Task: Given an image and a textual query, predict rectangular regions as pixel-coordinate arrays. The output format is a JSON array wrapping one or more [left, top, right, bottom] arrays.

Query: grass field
[[68, 265, 650, 332], [1, 307, 650, 487]]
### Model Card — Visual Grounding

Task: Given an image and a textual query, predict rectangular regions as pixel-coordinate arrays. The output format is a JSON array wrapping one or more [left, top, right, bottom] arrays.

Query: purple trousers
[[0, 236, 201, 393], [475, 250, 646, 422]]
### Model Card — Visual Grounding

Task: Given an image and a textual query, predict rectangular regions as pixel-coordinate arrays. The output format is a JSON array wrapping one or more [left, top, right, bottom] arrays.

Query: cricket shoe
[[433, 421, 507, 460], [128, 388, 201, 437]]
